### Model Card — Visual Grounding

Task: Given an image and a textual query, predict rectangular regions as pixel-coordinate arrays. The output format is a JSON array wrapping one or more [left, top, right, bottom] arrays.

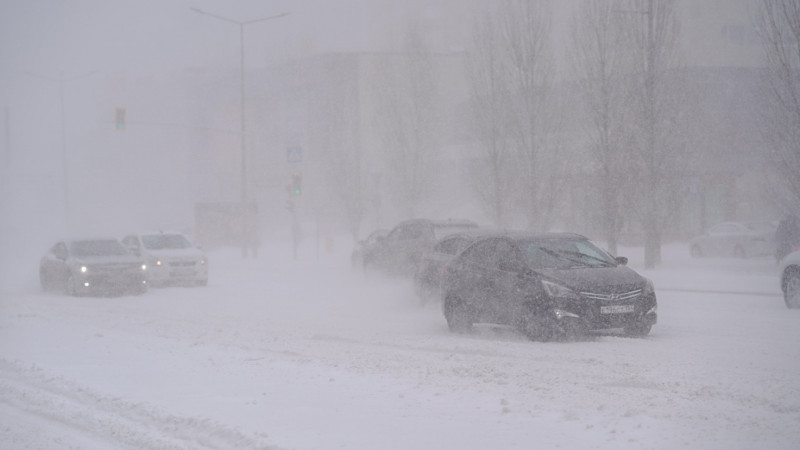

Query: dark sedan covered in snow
[[441, 232, 657, 341]]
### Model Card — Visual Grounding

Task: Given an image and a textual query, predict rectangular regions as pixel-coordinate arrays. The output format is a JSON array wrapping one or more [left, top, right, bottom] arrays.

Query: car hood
[[72, 254, 143, 266], [144, 247, 205, 260], [536, 265, 646, 293]]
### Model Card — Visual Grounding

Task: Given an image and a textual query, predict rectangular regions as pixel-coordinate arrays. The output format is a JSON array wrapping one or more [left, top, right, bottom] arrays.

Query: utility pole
[[191, 7, 289, 204], [192, 7, 290, 258]]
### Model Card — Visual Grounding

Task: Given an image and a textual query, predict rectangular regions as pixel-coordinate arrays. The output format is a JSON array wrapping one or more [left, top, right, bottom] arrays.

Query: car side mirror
[[615, 256, 628, 266]]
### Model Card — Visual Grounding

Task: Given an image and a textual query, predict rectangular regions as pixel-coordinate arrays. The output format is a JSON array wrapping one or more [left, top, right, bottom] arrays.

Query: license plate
[[600, 304, 634, 314], [171, 268, 195, 276]]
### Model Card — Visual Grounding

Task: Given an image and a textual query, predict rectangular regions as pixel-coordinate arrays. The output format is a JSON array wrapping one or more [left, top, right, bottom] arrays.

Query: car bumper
[[552, 294, 658, 332], [73, 273, 147, 295], [147, 262, 208, 285]]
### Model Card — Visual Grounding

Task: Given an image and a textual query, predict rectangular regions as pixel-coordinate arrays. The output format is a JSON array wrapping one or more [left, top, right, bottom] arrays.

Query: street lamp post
[[191, 8, 289, 203]]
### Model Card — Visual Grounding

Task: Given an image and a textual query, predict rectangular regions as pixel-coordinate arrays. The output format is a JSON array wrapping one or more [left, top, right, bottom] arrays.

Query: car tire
[[784, 268, 800, 309], [443, 295, 473, 333], [517, 309, 557, 342], [690, 244, 703, 258], [624, 322, 652, 337]]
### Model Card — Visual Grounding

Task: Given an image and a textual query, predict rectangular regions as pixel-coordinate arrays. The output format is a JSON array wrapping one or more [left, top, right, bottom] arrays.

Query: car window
[[389, 223, 426, 241], [142, 234, 192, 250], [746, 222, 775, 233], [460, 239, 494, 264], [70, 240, 128, 257], [122, 236, 139, 248], [435, 237, 466, 255], [433, 224, 477, 240], [521, 239, 615, 269], [493, 240, 521, 270], [460, 238, 513, 269]]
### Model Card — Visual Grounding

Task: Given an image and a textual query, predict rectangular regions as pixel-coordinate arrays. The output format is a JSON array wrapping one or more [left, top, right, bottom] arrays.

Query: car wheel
[[784, 268, 800, 309], [443, 294, 473, 333], [624, 322, 652, 337], [690, 244, 702, 258], [517, 309, 557, 342]]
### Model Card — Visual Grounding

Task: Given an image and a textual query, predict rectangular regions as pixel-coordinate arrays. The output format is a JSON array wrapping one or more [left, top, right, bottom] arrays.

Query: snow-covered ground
[[1, 241, 798, 449]]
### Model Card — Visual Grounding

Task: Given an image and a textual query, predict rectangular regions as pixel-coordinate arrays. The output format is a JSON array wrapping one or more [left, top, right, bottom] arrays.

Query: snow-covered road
[[1, 242, 798, 449]]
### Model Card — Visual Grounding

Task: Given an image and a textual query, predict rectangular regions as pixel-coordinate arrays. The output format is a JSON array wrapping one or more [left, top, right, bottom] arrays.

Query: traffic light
[[115, 107, 126, 130], [291, 173, 302, 195]]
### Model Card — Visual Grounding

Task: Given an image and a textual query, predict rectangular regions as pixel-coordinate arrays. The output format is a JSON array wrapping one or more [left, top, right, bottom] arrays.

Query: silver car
[[39, 238, 148, 296], [779, 249, 800, 309], [122, 232, 208, 287], [689, 221, 776, 258]]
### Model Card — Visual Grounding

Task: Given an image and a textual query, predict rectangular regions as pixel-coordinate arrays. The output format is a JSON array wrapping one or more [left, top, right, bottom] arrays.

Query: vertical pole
[[240, 24, 248, 257], [59, 76, 69, 225], [240, 24, 247, 203]]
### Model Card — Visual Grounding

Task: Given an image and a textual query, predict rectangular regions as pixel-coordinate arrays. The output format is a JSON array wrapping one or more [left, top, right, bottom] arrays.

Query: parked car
[[413, 230, 489, 305], [779, 249, 800, 309], [363, 219, 479, 276], [689, 221, 776, 258], [122, 231, 208, 287], [39, 238, 148, 296], [351, 229, 389, 268], [441, 232, 657, 341]]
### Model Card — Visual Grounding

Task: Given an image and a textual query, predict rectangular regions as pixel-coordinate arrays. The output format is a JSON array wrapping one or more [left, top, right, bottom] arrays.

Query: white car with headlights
[[122, 232, 208, 287], [779, 249, 800, 309]]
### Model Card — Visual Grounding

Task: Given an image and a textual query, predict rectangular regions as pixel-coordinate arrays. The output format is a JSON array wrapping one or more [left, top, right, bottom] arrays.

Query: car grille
[[580, 289, 642, 301]]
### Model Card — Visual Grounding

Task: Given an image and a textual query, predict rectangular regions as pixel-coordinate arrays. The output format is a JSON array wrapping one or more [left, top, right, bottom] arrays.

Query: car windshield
[[70, 240, 128, 257], [142, 234, 192, 250], [520, 239, 617, 269], [745, 222, 775, 233]]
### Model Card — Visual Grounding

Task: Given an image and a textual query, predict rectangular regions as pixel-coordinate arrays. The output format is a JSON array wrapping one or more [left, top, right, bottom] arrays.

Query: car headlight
[[80, 265, 88, 273], [541, 279, 579, 299], [141, 264, 147, 271]]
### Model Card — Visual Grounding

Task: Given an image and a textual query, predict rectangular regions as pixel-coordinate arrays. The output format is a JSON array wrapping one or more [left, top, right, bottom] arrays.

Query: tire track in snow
[[0, 358, 281, 449]]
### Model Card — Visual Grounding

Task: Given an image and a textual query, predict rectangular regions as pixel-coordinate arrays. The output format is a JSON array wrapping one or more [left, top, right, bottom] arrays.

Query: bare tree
[[755, 0, 800, 214], [570, 0, 636, 254], [465, 11, 515, 227], [497, 0, 560, 231], [313, 55, 366, 241], [620, 0, 683, 268], [373, 20, 440, 218]]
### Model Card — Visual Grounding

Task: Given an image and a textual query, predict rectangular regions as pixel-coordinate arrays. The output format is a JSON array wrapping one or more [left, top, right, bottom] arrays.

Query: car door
[[480, 238, 529, 325], [446, 239, 495, 319]]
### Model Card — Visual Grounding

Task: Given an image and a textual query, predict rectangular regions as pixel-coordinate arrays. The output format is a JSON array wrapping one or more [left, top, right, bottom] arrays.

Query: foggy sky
[[0, 0, 764, 250]]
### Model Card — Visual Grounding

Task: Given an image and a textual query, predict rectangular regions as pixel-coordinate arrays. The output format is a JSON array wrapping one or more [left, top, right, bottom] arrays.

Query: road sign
[[286, 146, 303, 163]]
